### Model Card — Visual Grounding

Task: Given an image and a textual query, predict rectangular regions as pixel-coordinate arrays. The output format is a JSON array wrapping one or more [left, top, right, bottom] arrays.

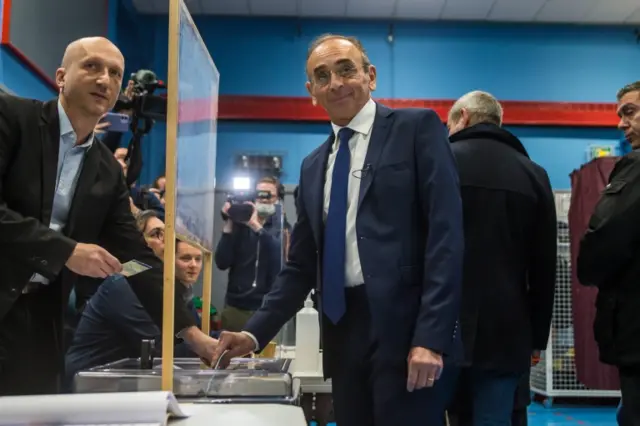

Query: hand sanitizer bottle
[[294, 296, 320, 374]]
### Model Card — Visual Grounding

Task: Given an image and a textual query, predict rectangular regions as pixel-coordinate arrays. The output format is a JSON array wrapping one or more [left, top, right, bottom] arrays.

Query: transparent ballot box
[[73, 357, 298, 404]]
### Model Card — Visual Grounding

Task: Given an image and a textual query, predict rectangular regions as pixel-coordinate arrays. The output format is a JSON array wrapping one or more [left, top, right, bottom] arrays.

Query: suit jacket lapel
[[358, 103, 394, 211], [306, 134, 333, 248], [65, 144, 100, 237], [40, 100, 60, 226]]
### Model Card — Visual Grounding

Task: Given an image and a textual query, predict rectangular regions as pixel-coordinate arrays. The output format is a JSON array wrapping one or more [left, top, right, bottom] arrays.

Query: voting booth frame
[[161, 0, 215, 391]]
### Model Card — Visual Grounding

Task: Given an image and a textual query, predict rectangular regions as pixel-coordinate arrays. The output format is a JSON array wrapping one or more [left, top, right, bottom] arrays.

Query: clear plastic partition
[[174, 0, 219, 251]]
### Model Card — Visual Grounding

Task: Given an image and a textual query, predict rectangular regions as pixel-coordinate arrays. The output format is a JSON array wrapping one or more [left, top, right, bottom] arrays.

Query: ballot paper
[[121, 259, 152, 277], [0, 391, 189, 426]]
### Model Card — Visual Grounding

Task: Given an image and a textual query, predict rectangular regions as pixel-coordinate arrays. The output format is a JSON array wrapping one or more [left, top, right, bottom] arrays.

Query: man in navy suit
[[211, 34, 464, 426]]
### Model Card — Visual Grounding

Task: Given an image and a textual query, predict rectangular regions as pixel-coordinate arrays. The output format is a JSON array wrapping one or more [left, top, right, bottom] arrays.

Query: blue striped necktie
[[322, 127, 355, 324]]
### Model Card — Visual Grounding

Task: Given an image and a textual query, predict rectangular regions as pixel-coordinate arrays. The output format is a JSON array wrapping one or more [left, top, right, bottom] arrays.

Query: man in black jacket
[[445, 91, 557, 425], [578, 81, 640, 425], [0, 37, 217, 395], [215, 177, 288, 332]]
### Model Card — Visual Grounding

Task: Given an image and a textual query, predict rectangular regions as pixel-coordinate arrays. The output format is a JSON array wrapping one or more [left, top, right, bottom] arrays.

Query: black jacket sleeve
[[214, 229, 236, 270]]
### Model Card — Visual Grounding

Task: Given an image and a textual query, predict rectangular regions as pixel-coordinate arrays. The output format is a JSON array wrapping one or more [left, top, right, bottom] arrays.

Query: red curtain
[[568, 157, 620, 390]]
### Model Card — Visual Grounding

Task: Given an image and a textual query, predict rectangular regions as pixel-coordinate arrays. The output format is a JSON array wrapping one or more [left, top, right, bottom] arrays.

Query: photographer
[[96, 80, 165, 220], [215, 177, 290, 332]]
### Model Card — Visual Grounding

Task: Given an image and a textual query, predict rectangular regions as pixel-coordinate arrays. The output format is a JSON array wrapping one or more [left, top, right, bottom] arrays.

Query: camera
[[112, 69, 168, 187], [113, 69, 167, 125], [224, 190, 272, 223]]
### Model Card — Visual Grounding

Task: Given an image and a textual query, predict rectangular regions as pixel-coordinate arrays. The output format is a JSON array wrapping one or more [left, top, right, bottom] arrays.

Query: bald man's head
[[55, 37, 125, 120]]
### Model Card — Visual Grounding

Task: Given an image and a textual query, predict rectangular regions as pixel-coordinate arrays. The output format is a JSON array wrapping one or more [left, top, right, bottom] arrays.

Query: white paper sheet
[[0, 391, 188, 425]]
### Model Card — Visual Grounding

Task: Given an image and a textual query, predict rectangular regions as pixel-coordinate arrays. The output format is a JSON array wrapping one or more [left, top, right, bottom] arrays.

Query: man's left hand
[[406, 346, 443, 392]]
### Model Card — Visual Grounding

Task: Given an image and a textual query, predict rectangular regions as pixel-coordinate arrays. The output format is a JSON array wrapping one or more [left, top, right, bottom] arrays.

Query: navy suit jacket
[[244, 104, 464, 362]]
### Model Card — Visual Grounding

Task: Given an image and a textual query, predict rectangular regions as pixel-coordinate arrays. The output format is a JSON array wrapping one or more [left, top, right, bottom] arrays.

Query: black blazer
[[0, 94, 194, 332]]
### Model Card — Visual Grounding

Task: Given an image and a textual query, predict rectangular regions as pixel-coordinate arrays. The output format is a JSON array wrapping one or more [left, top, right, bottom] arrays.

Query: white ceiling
[[132, 0, 640, 24]]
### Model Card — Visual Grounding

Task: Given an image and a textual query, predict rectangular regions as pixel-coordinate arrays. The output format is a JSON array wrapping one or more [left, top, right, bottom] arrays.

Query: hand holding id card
[[120, 259, 152, 277]]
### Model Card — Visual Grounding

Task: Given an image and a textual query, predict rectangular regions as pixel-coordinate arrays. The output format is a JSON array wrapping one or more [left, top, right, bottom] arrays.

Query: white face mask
[[255, 203, 276, 217]]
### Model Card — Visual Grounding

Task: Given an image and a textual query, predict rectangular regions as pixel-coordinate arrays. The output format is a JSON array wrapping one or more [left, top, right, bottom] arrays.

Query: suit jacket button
[[41, 260, 48, 266], [10, 287, 17, 294]]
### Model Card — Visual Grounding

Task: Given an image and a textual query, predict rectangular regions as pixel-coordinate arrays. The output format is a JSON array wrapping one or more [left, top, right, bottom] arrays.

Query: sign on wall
[[587, 144, 615, 161]]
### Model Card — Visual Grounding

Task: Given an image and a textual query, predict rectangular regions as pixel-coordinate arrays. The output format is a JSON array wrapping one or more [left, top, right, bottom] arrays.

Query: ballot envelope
[[73, 357, 297, 404]]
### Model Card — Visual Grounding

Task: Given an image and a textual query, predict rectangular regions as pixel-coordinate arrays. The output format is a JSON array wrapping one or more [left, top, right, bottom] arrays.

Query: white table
[[279, 346, 332, 394], [176, 403, 307, 426]]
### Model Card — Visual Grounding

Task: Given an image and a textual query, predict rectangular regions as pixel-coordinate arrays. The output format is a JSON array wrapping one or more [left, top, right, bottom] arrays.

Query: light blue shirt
[[32, 101, 94, 284]]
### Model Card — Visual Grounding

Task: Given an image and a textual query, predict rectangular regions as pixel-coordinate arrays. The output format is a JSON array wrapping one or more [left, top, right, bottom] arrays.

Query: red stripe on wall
[[1, 0, 12, 43], [203, 96, 618, 127]]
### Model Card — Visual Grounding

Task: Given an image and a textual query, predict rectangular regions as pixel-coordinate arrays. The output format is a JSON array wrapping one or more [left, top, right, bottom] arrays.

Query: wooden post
[[161, 0, 181, 392], [201, 251, 213, 337]]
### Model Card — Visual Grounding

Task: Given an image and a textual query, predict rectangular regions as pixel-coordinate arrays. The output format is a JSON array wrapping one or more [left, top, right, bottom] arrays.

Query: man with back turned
[[444, 91, 556, 426], [0, 37, 217, 395], [212, 34, 464, 426]]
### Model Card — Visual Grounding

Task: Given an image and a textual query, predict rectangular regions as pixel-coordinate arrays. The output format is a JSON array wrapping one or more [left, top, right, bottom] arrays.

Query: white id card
[[121, 259, 152, 277]]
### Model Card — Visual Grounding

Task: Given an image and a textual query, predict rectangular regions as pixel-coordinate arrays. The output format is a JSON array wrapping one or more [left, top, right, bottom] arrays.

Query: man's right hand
[[210, 331, 256, 369], [65, 243, 122, 278]]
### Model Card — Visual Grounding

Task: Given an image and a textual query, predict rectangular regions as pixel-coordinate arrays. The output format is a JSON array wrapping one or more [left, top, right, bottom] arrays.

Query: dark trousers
[[618, 368, 640, 426], [0, 287, 62, 395], [324, 286, 458, 426], [511, 409, 528, 426], [448, 367, 524, 426]]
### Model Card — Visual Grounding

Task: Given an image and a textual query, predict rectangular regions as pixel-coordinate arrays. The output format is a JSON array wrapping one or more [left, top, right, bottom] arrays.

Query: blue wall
[[0, 47, 55, 99], [121, 14, 638, 189]]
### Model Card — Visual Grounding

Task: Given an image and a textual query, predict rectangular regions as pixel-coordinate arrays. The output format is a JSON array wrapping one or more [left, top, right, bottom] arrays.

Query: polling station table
[[72, 346, 333, 425]]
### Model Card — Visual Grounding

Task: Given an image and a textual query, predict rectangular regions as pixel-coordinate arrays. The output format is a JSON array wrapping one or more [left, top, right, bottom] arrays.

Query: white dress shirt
[[325, 98, 376, 287]]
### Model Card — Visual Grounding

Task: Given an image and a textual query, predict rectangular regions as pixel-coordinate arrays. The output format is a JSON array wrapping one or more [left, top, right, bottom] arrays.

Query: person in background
[[73, 146, 164, 311], [94, 79, 135, 155], [211, 34, 464, 426], [109, 146, 164, 219], [445, 91, 556, 426], [577, 81, 640, 426], [153, 174, 166, 192], [65, 210, 210, 386], [215, 176, 290, 332], [149, 175, 166, 206], [0, 36, 217, 395], [95, 81, 166, 217]]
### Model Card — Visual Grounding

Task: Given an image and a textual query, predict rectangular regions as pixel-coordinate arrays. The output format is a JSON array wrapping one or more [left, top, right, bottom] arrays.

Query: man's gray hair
[[617, 81, 640, 101], [448, 90, 503, 127]]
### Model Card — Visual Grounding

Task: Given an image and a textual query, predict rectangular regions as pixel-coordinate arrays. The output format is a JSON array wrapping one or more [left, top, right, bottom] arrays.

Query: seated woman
[[64, 210, 212, 387]]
